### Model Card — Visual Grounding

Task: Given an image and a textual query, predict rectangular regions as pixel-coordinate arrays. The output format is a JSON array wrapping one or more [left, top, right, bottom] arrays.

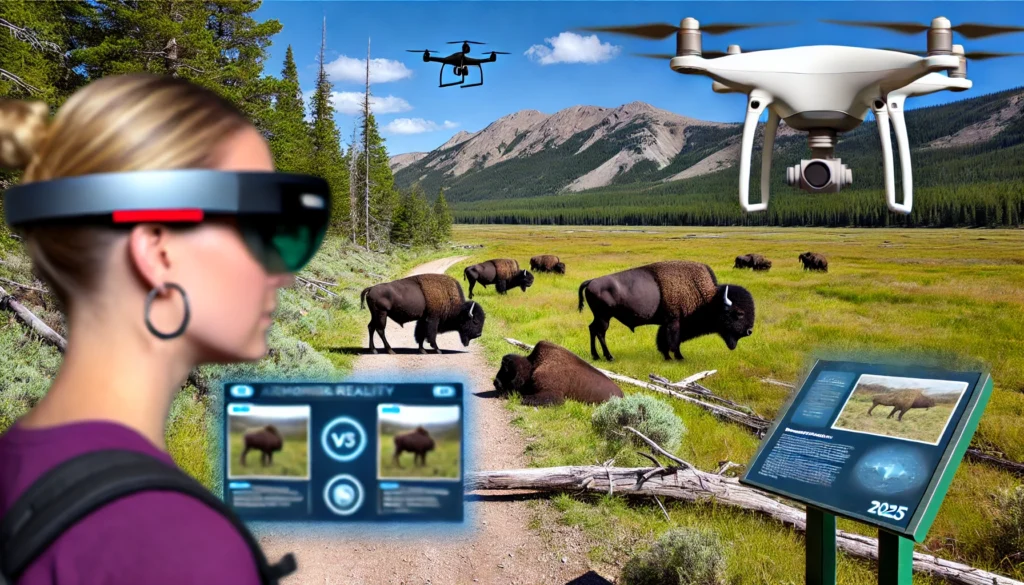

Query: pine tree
[[0, 1, 91, 104], [268, 45, 312, 174], [431, 187, 453, 245], [309, 18, 349, 236]]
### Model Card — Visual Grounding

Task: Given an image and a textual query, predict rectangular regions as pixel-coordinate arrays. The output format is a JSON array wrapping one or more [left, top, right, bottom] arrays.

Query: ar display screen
[[740, 361, 985, 538], [221, 381, 464, 523]]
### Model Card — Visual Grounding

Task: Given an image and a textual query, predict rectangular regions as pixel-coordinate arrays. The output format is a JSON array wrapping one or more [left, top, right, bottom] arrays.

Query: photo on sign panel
[[831, 375, 969, 445], [377, 404, 462, 481], [227, 404, 311, 480]]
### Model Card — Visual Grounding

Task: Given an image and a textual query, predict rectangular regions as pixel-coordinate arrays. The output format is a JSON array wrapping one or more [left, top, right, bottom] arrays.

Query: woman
[[0, 74, 305, 583]]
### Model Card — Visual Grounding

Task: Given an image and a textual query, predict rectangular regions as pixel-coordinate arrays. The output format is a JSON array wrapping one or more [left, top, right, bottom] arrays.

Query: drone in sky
[[406, 41, 509, 88], [579, 17, 1024, 214]]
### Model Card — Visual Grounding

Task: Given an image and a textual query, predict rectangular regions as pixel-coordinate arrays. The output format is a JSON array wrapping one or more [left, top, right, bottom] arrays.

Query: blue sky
[[252, 1, 1024, 155]]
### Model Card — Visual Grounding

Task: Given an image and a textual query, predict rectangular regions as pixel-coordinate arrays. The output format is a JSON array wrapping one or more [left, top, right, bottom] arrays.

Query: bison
[[578, 260, 755, 362], [463, 259, 535, 299], [530, 255, 566, 274], [493, 340, 624, 406], [799, 252, 828, 272], [360, 273, 485, 354], [867, 390, 936, 422], [240, 424, 283, 467], [393, 426, 435, 468], [735, 254, 772, 271]]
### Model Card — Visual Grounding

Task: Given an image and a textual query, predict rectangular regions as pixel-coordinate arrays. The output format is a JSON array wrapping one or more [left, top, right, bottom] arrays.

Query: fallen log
[[648, 373, 758, 414], [466, 465, 1021, 585], [0, 285, 66, 352]]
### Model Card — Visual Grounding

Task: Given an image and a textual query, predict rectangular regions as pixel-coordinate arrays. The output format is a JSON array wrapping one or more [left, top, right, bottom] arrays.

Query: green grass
[[226, 429, 309, 479], [378, 432, 461, 479], [832, 393, 957, 444], [450, 224, 1024, 582]]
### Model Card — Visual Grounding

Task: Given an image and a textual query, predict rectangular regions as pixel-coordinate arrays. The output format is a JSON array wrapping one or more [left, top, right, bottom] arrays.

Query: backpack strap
[[0, 449, 296, 585]]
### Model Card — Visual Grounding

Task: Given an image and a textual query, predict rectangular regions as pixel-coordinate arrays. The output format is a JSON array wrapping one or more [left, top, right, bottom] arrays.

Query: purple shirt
[[0, 420, 262, 585]]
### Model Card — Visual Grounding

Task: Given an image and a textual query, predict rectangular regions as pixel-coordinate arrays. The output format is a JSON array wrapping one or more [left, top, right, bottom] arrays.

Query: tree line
[[0, 0, 450, 250]]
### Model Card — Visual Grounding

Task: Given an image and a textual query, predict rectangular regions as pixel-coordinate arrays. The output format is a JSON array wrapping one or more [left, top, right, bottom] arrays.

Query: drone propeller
[[881, 47, 1024, 61], [633, 48, 768, 59], [576, 20, 796, 40], [406, 49, 440, 53], [448, 40, 485, 44], [821, 19, 1024, 39], [486, 51, 510, 55]]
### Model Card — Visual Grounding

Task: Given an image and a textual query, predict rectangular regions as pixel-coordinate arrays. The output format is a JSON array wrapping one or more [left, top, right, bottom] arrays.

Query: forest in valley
[[0, 0, 453, 249]]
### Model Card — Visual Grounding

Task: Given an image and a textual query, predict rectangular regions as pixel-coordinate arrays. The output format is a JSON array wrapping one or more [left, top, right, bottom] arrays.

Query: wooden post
[[806, 507, 837, 585]]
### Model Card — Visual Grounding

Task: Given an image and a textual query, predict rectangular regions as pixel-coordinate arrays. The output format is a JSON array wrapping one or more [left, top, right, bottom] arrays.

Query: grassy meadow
[[378, 431, 462, 480], [227, 425, 309, 479], [832, 392, 959, 444], [444, 224, 1024, 582]]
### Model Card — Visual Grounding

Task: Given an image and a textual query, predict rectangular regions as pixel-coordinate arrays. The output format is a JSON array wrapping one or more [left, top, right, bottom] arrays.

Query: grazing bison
[[463, 259, 534, 299], [493, 340, 624, 406], [240, 424, 283, 467], [867, 390, 936, 422], [393, 426, 435, 468], [530, 255, 566, 274], [578, 260, 755, 362], [799, 252, 828, 272], [360, 273, 485, 354], [735, 254, 772, 271]]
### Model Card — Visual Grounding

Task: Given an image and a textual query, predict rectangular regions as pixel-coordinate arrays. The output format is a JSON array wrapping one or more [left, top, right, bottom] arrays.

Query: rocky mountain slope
[[391, 87, 1024, 204]]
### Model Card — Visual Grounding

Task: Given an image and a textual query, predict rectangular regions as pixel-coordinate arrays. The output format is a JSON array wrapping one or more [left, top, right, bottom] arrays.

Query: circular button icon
[[323, 474, 364, 516], [321, 416, 367, 462]]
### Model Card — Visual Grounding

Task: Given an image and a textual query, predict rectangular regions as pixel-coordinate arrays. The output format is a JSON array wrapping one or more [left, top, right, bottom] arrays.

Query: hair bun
[[0, 100, 50, 171]]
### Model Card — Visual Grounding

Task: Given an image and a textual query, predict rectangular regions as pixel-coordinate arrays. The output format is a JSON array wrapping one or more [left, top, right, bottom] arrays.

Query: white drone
[[580, 18, 1024, 214]]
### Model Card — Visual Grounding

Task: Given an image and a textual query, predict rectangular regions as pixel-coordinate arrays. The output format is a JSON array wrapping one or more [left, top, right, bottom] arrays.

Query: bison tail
[[578, 279, 592, 312], [360, 286, 371, 309], [463, 266, 469, 281]]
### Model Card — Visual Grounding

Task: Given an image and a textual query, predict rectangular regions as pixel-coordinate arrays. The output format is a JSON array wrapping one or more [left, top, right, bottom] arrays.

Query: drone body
[[406, 41, 508, 88]]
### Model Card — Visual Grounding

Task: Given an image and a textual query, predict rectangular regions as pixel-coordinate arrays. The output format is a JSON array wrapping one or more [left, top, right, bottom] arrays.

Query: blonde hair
[[0, 74, 251, 311]]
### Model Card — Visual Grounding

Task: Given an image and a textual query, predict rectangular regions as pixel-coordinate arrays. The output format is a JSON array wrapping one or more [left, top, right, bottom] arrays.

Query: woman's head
[[0, 74, 293, 364]]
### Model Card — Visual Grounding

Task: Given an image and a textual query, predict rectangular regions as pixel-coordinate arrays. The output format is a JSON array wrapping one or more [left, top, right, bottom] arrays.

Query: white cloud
[[383, 118, 459, 135], [303, 90, 413, 116], [324, 55, 413, 84], [525, 31, 620, 65]]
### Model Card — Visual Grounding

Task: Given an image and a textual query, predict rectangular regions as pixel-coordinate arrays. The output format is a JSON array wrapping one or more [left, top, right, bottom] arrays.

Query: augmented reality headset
[[3, 170, 331, 274]]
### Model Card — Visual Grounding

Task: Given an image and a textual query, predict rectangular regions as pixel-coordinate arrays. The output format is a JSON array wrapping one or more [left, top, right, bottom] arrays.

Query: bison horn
[[469, 302, 475, 317], [724, 286, 733, 307]]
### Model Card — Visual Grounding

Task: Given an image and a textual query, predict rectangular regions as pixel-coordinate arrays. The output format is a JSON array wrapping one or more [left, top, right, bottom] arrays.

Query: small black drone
[[406, 40, 509, 88]]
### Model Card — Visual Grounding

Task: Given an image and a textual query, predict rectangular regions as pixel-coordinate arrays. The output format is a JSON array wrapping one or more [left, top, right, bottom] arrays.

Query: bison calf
[[530, 255, 566, 274], [463, 259, 534, 299], [579, 260, 755, 362], [241, 424, 283, 467], [493, 340, 624, 406], [867, 390, 935, 422], [393, 426, 435, 468], [361, 273, 485, 354], [799, 252, 828, 272]]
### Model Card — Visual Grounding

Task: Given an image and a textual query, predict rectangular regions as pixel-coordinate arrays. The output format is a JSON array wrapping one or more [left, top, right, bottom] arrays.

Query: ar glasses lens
[[240, 214, 327, 274]]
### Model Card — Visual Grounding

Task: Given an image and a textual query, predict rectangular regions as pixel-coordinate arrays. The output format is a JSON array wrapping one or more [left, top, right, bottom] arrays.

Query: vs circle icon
[[323, 474, 364, 516], [321, 416, 367, 462]]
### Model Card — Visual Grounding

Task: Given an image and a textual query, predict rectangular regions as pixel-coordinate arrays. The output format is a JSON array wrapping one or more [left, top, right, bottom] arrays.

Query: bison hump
[[492, 258, 519, 281], [412, 273, 462, 317], [646, 261, 717, 318]]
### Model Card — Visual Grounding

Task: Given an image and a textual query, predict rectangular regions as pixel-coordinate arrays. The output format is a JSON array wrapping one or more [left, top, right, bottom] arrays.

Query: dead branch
[[466, 465, 1021, 585], [295, 275, 338, 297], [648, 373, 758, 414], [0, 18, 62, 55], [715, 461, 742, 475], [0, 67, 41, 94], [623, 426, 690, 469], [0, 277, 47, 293], [761, 378, 796, 389], [0, 285, 66, 352]]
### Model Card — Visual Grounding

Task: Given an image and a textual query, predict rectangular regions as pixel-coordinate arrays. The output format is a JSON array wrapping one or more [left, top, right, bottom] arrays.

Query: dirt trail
[[258, 256, 595, 585]]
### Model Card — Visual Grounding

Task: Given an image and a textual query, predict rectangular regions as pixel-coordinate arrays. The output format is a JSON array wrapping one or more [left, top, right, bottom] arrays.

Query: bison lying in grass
[[493, 340, 624, 406], [463, 258, 534, 299], [361, 273, 485, 354], [530, 254, 566, 274], [799, 252, 828, 272], [393, 426, 435, 468], [578, 260, 755, 362], [241, 424, 283, 467]]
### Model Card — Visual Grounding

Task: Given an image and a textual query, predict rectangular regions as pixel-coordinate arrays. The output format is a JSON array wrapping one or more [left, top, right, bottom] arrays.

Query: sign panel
[[741, 360, 992, 541]]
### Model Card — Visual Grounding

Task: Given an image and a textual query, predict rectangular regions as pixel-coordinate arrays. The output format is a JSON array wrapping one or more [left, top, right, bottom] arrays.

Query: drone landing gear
[[439, 63, 465, 87], [461, 64, 483, 88]]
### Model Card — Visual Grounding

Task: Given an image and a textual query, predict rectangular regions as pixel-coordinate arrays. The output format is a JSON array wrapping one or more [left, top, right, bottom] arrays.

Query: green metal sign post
[[742, 360, 994, 585]]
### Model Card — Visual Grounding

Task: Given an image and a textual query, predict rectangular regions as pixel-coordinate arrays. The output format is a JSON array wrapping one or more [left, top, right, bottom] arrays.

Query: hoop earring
[[144, 283, 190, 340]]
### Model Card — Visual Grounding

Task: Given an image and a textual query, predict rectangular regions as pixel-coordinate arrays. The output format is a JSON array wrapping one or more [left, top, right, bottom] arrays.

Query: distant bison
[[578, 260, 755, 362], [493, 340, 624, 406], [867, 390, 936, 422], [393, 426, 435, 468], [463, 259, 534, 299], [241, 424, 283, 467], [735, 254, 772, 271], [530, 255, 566, 274], [799, 252, 828, 272], [360, 273, 485, 354]]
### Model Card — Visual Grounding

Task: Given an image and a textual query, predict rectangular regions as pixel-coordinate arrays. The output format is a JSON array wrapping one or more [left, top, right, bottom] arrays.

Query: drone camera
[[786, 159, 852, 194]]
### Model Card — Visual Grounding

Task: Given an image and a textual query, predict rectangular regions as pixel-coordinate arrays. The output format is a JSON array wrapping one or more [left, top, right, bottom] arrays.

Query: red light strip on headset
[[112, 209, 205, 223]]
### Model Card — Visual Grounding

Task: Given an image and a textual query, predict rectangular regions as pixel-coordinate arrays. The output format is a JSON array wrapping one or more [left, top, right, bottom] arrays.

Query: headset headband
[[3, 169, 330, 227]]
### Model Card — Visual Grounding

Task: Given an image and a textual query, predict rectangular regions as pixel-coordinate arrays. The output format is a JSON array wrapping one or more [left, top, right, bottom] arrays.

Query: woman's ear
[[127, 224, 173, 291]]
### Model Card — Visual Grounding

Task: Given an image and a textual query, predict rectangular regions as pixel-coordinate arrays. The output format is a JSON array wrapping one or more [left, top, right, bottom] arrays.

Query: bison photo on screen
[[377, 404, 462, 480], [227, 404, 311, 480]]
